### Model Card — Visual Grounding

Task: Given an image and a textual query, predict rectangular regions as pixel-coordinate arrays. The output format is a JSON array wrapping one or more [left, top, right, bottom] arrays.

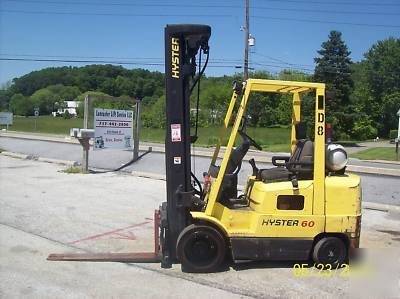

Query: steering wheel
[[238, 130, 263, 151], [191, 172, 203, 196]]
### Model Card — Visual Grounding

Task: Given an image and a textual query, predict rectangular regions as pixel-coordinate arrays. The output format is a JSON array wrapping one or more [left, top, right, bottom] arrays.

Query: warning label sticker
[[171, 124, 181, 142]]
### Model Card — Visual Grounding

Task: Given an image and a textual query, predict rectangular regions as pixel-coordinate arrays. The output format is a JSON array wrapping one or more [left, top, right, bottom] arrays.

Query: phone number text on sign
[[97, 121, 131, 127], [94, 108, 133, 150]]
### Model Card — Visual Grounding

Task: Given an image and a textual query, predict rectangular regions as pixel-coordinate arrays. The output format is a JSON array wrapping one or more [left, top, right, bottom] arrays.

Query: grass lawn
[[141, 126, 291, 151], [5, 116, 292, 152], [5, 116, 83, 135], [351, 147, 399, 161]]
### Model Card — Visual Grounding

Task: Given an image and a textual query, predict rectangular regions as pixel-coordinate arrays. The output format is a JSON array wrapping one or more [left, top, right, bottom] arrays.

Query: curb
[[37, 157, 79, 167], [346, 165, 400, 177], [361, 159, 400, 165], [0, 131, 79, 145], [1, 151, 31, 160], [2, 131, 400, 177], [1, 151, 79, 167]]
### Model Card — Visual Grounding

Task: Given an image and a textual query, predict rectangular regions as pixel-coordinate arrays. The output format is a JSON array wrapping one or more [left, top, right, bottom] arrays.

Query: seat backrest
[[287, 122, 314, 177], [287, 140, 314, 176], [298, 140, 314, 168], [288, 122, 308, 165]]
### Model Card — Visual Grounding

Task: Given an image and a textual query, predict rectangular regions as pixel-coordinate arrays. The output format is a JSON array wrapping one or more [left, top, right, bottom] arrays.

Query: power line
[[0, 57, 243, 68], [255, 0, 400, 7], [0, 53, 364, 75], [1, 56, 336, 75], [0, 53, 164, 61], [0, 53, 350, 72], [1, 52, 316, 67], [0, 56, 319, 73], [2, 9, 398, 28], [0, 53, 244, 63], [6, 0, 400, 7], [0, 57, 163, 66], [0, 9, 235, 18], [3, 0, 400, 16], [253, 52, 314, 68], [254, 6, 400, 16], [251, 61, 313, 72], [253, 15, 400, 28]]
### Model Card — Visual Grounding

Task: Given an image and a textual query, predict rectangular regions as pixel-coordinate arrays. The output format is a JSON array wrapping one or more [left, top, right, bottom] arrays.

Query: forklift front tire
[[176, 224, 226, 273], [312, 236, 347, 267]]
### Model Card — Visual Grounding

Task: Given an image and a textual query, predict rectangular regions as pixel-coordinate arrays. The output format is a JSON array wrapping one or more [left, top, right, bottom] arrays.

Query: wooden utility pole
[[243, 0, 250, 81]]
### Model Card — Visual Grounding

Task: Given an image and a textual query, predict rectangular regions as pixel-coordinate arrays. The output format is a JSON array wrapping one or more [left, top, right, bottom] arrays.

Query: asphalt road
[[1, 137, 399, 206], [1, 156, 399, 298]]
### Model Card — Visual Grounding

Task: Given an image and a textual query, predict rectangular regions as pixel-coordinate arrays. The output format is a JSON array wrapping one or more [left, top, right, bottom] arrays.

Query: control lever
[[249, 158, 259, 177], [291, 176, 299, 191]]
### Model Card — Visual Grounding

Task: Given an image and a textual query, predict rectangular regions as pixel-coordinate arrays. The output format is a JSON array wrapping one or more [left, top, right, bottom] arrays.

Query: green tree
[[9, 93, 34, 116], [30, 88, 61, 114], [142, 95, 166, 128], [314, 31, 354, 137], [357, 38, 400, 135], [47, 84, 80, 101], [199, 81, 231, 125], [278, 69, 311, 82], [0, 89, 13, 111]]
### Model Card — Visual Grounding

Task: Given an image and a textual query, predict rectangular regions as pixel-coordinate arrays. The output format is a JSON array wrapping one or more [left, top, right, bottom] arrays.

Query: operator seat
[[259, 123, 314, 183]]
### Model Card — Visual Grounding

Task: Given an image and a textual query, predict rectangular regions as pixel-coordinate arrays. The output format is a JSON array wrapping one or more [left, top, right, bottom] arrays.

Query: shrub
[[337, 132, 351, 141], [389, 129, 398, 140], [63, 110, 72, 119], [352, 120, 378, 140]]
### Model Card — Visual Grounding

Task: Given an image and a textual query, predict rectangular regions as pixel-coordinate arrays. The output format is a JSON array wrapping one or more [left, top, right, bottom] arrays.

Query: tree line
[[0, 32, 399, 140]]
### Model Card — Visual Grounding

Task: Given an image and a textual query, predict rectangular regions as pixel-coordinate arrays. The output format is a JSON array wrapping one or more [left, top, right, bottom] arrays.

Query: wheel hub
[[186, 235, 217, 265]]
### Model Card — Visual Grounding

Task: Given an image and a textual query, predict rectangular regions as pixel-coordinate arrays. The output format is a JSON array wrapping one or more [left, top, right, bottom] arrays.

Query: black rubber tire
[[312, 237, 347, 267], [176, 224, 226, 273]]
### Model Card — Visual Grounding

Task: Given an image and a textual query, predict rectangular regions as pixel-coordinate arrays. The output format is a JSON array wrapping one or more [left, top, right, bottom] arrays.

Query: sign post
[[82, 95, 90, 172], [0, 112, 13, 130], [396, 108, 400, 160], [133, 100, 141, 160], [34, 107, 40, 131]]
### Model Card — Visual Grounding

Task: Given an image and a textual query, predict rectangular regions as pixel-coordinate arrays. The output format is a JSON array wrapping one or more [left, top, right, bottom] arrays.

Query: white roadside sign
[[0, 112, 13, 125], [94, 108, 133, 150]]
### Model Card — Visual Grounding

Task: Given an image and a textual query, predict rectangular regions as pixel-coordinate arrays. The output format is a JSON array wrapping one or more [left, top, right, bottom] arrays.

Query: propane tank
[[326, 144, 348, 172]]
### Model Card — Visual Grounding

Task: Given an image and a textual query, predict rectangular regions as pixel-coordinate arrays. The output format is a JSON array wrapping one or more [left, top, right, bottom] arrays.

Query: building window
[[277, 195, 304, 210]]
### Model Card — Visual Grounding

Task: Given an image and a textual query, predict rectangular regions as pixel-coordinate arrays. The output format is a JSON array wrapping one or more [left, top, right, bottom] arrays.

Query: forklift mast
[[163, 24, 211, 266]]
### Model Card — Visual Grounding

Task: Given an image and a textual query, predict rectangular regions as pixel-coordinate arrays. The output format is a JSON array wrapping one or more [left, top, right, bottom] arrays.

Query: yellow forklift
[[179, 78, 362, 272], [49, 24, 361, 273]]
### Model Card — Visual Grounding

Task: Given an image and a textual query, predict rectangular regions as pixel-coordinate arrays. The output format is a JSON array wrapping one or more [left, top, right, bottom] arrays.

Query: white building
[[52, 101, 79, 117]]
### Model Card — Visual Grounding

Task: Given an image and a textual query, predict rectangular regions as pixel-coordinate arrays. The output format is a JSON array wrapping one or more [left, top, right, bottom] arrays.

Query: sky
[[0, 0, 399, 85]]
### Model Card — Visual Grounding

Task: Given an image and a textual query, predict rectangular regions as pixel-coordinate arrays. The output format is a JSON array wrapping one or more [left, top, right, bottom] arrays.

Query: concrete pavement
[[1, 155, 399, 298]]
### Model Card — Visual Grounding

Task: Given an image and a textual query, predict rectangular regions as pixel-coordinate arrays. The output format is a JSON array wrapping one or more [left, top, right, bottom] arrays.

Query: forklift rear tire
[[176, 224, 226, 273], [312, 237, 347, 267]]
